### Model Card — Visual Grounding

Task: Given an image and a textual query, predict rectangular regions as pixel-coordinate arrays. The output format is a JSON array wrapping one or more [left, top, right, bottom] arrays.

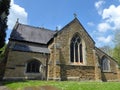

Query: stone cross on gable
[[74, 13, 77, 18], [16, 18, 19, 23]]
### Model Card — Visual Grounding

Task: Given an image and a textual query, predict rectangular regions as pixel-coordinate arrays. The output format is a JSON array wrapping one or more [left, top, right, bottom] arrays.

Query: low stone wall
[[55, 65, 95, 81], [101, 72, 118, 81]]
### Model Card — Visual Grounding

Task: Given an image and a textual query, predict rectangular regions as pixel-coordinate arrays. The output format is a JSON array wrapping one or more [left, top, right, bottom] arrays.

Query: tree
[[113, 30, 120, 66], [99, 45, 113, 57], [113, 31, 120, 45], [0, 0, 10, 49], [113, 45, 120, 65], [0, 44, 6, 61]]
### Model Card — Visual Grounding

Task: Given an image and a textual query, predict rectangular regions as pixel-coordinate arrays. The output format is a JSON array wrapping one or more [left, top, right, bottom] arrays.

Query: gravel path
[[0, 83, 61, 90], [0, 83, 10, 90], [0, 86, 10, 90], [24, 85, 61, 90]]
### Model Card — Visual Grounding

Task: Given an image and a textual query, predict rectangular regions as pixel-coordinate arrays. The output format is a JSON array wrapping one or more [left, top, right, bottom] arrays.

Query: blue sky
[[7, 0, 120, 47]]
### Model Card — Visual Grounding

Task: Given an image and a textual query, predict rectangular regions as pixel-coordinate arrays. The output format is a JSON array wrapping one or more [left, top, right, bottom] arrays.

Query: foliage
[[112, 30, 120, 66], [113, 45, 120, 66], [0, 0, 10, 48], [113, 31, 120, 45], [99, 45, 113, 57], [3, 81, 120, 90], [0, 44, 6, 61], [100, 31, 120, 66]]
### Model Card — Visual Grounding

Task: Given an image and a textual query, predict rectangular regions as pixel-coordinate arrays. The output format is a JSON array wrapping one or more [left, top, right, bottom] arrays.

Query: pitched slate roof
[[13, 44, 50, 54], [10, 18, 95, 54], [10, 23, 56, 44]]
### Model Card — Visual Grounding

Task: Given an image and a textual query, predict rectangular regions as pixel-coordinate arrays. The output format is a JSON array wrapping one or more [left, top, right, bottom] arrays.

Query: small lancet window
[[102, 57, 110, 72]]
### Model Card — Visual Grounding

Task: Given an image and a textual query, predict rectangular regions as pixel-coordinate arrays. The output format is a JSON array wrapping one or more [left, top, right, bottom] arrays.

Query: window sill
[[102, 70, 111, 73], [25, 73, 41, 75], [70, 62, 85, 66]]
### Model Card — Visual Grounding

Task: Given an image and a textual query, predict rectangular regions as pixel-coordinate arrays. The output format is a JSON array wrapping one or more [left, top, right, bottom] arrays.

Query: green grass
[[3, 80, 120, 90]]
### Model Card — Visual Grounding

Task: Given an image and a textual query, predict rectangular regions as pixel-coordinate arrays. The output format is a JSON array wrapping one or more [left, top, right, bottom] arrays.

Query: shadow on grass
[[24, 85, 61, 90], [1, 80, 61, 90], [1, 80, 28, 86]]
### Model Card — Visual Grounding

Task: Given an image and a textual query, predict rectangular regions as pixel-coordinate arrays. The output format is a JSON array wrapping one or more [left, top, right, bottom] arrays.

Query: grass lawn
[[3, 80, 120, 90]]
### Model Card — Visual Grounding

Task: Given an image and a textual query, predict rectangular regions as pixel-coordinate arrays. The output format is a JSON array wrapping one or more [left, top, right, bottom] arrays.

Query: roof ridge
[[18, 23, 56, 33], [95, 47, 118, 64]]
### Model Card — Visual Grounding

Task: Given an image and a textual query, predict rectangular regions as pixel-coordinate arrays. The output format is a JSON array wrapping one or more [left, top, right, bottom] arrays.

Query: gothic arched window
[[102, 57, 110, 72], [26, 60, 41, 73], [70, 34, 83, 63]]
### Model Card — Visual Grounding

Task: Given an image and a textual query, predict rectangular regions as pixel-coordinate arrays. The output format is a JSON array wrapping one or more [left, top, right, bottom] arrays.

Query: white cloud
[[97, 35, 113, 43], [96, 4, 120, 33], [87, 22, 95, 26], [102, 5, 120, 30], [95, 0, 105, 9], [95, 0, 105, 15], [94, 1, 120, 46], [7, 0, 28, 30], [97, 22, 111, 32]]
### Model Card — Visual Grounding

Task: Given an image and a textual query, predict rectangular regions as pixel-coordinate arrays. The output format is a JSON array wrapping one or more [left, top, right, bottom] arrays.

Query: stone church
[[3, 17, 120, 81]]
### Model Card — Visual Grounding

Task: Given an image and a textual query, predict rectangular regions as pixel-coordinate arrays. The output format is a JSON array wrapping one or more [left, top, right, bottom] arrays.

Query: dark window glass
[[70, 42, 74, 62], [70, 34, 83, 63], [75, 43, 78, 62], [80, 44, 83, 62], [102, 57, 110, 71], [27, 60, 40, 73]]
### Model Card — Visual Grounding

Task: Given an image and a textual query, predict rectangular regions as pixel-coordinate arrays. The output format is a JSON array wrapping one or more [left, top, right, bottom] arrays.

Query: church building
[[3, 17, 120, 81]]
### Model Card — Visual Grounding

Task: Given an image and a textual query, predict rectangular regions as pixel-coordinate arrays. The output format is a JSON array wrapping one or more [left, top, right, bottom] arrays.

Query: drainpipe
[[46, 54, 49, 81]]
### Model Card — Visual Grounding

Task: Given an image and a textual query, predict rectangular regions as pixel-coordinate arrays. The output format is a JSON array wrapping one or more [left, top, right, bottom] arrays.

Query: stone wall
[[49, 65, 95, 81], [95, 48, 120, 81], [53, 20, 95, 66], [4, 50, 48, 80], [119, 69, 120, 80], [0, 62, 5, 80], [101, 60, 119, 81], [101, 72, 118, 81], [48, 19, 96, 81]]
